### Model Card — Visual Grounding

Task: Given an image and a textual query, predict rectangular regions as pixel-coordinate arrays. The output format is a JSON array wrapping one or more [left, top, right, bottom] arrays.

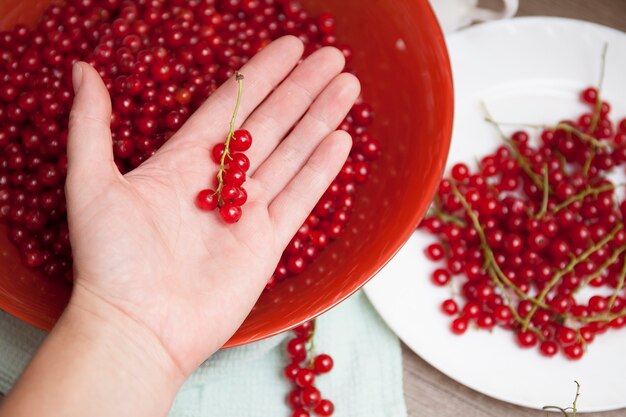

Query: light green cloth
[[0, 291, 406, 417]]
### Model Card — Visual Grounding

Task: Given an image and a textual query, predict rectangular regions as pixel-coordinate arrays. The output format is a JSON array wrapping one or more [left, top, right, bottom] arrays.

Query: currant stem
[[608, 254, 626, 310], [577, 308, 626, 323], [481, 103, 547, 190], [558, 123, 609, 149], [573, 245, 626, 295], [582, 148, 595, 177], [552, 183, 618, 213], [487, 268, 524, 325], [534, 164, 549, 219], [482, 116, 609, 150], [572, 381, 581, 417], [451, 184, 547, 309], [430, 207, 467, 227], [589, 43, 608, 133], [542, 381, 581, 417], [216, 72, 245, 199], [522, 223, 622, 331], [306, 319, 317, 368]]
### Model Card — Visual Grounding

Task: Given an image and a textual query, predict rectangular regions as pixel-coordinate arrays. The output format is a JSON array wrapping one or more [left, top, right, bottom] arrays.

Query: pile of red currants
[[422, 84, 626, 360], [0, 0, 380, 285]]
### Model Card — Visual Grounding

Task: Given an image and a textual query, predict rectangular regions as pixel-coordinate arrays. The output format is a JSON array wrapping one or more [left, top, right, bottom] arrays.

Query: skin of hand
[[0, 36, 359, 417]]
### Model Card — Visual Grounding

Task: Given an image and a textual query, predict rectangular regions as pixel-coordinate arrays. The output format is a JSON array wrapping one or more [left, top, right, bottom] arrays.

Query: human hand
[[65, 36, 359, 379]]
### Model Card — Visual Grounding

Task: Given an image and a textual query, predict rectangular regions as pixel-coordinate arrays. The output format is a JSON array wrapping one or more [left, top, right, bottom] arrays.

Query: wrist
[[62, 284, 187, 400]]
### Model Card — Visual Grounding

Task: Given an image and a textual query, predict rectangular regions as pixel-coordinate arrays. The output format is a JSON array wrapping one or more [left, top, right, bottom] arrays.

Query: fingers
[[174, 36, 305, 146], [269, 130, 352, 248], [251, 73, 360, 202], [243, 47, 346, 172], [66, 62, 117, 194]]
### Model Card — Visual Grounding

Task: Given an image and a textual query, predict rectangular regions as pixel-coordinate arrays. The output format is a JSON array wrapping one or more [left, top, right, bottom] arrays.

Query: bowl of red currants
[[0, 0, 453, 347]]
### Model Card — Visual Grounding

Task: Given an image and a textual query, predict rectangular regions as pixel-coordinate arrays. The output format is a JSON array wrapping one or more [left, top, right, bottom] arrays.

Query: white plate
[[364, 17, 626, 412]]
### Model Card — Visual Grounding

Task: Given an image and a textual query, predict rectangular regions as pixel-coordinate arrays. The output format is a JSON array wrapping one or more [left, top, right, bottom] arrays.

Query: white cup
[[429, 0, 519, 33]]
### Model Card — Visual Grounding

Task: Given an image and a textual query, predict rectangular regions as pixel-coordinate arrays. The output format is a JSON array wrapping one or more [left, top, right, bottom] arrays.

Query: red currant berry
[[563, 343, 584, 360], [555, 326, 577, 346], [196, 189, 218, 211], [431, 269, 451, 286], [212, 143, 226, 163], [284, 364, 301, 382], [295, 368, 315, 388], [451, 163, 469, 181], [516, 330, 538, 348], [425, 243, 445, 261], [287, 338, 307, 360], [581, 87, 598, 104], [231, 129, 252, 151], [291, 408, 310, 417], [313, 399, 334, 416], [300, 386, 322, 409], [539, 341, 558, 357], [223, 168, 246, 187], [451, 317, 468, 335], [230, 152, 250, 172], [220, 204, 242, 223], [313, 354, 333, 374], [441, 299, 458, 315]]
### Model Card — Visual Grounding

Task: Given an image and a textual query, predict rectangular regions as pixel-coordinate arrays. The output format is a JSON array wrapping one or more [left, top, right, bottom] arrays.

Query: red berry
[[231, 129, 252, 151], [476, 313, 495, 329], [220, 204, 242, 223], [295, 368, 315, 387], [313, 354, 333, 374], [589, 295, 608, 313], [284, 364, 301, 381], [212, 143, 226, 163], [291, 409, 310, 417], [223, 168, 246, 187], [451, 163, 469, 181], [425, 243, 445, 261], [441, 299, 458, 315], [539, 341, 558, 357], [581, 87, 598, 104], [462, 301, 481, 319], [196, 189, 218, 211], [230, 153, 250, 172], [431, 269, 451, 286], [233, 187, 248, 206], [300, 386, 322, 409], [563, 343, 584, 360], [516, 330, 538, 348], [313, 399, 334, 416], [287, 338, 307, 360], [451, 317, 468, 335], [288, 389, 303, 408], [294, 322, 314, 337], [555, 326, 577, 346]]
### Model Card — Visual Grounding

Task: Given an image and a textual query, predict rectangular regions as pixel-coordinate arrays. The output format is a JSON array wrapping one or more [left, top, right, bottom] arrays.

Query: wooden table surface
[[2, 1, 626, 416], [402, 1, 626, 417]]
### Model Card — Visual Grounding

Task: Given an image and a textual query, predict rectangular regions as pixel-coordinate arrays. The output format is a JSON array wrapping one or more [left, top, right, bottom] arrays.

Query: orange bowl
[[0, 0, 453, 347]]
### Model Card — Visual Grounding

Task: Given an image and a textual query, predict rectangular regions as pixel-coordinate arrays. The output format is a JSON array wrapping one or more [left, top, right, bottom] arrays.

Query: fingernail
[[72, 62, 83, 94]]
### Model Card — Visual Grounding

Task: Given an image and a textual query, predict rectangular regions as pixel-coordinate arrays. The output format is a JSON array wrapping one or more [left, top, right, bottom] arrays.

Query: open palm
[[64, 36, 359, 375]]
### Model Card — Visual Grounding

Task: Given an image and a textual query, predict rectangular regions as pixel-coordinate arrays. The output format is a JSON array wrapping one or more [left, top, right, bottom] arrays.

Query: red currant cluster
[[0, 0, 380, 286], [422, 84, 626, 360], [196, 72, 251, 223], [267, 107, 380, 289], [284, 321, 334, 417]]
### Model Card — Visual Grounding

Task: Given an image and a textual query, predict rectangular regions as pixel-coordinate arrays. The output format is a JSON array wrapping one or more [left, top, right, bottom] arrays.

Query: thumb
[[66, 62, 117, 194]]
